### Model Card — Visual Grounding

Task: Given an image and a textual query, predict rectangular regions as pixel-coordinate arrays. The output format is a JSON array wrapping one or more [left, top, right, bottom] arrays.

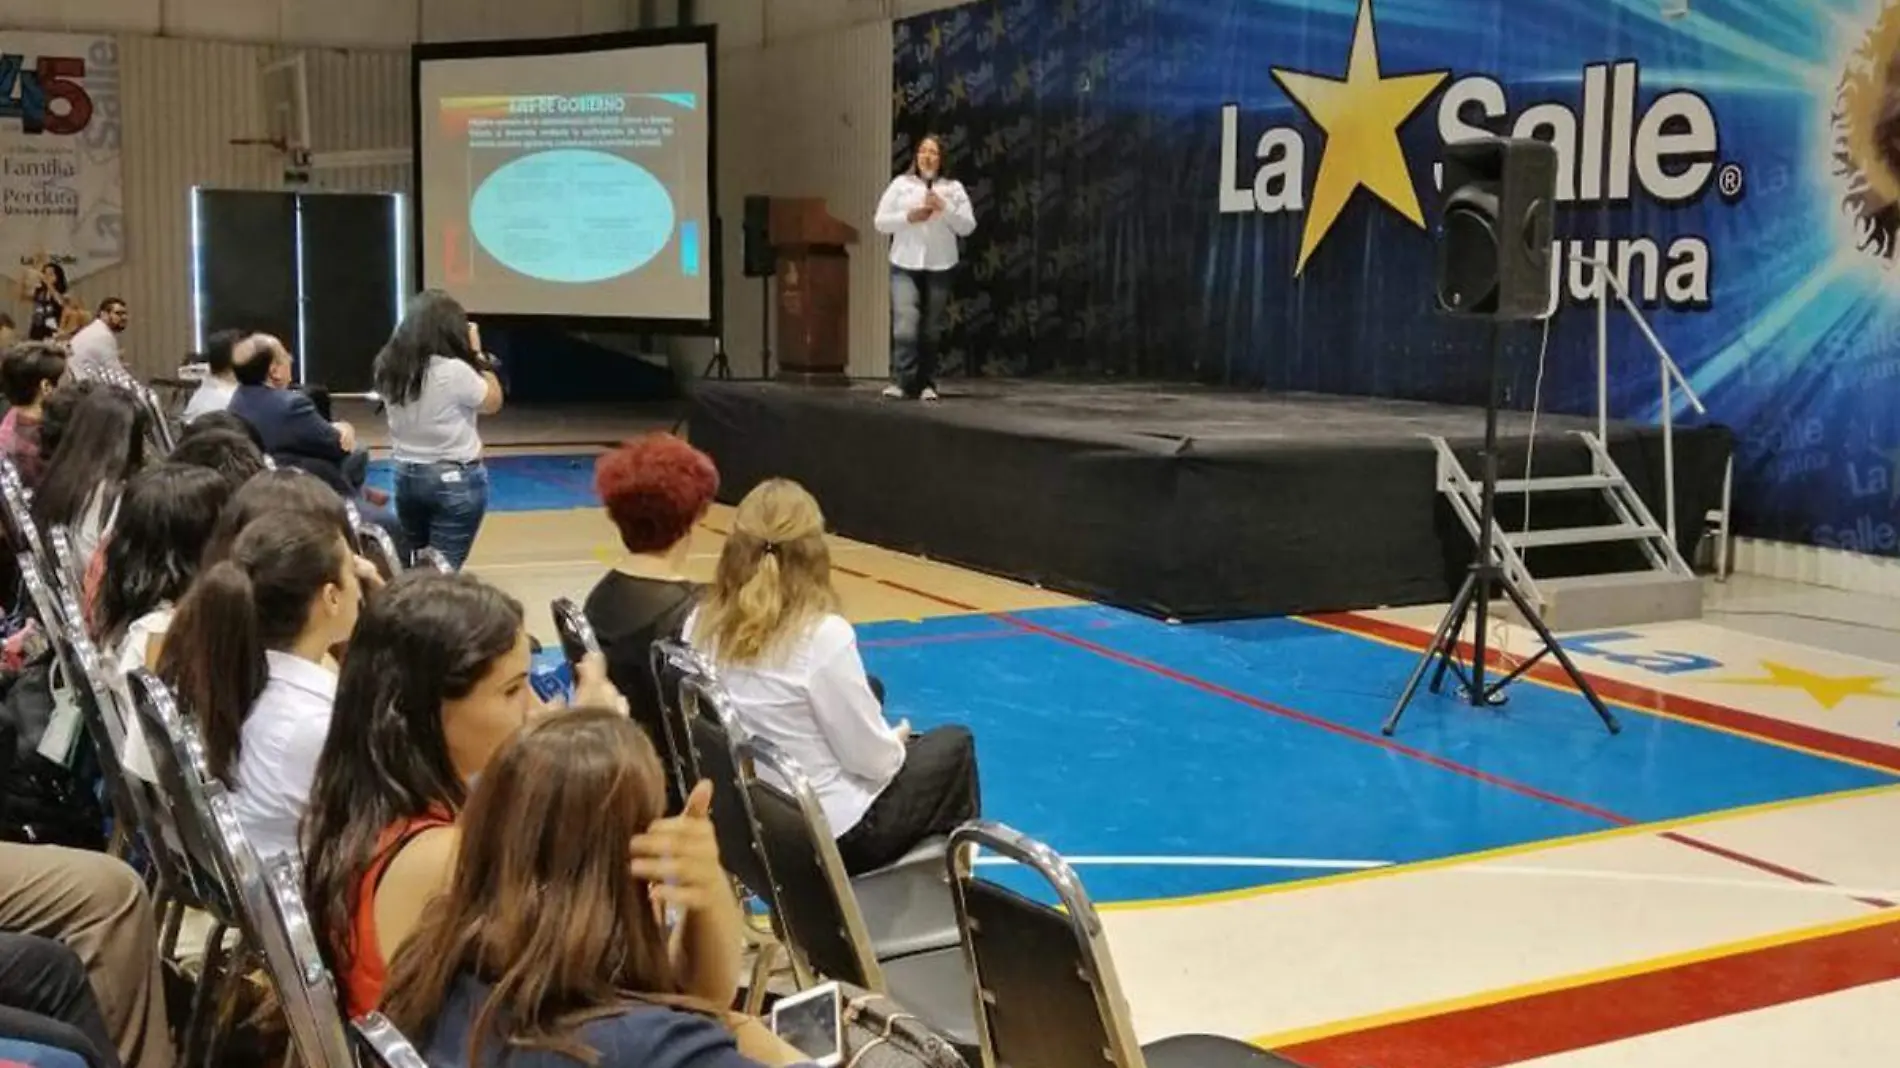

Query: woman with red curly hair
[[584, 433, 719, 782]]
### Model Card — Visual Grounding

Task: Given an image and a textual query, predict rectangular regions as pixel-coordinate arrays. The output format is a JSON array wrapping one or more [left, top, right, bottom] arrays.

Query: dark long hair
[[372, 290, 474, 406], [201, 469, 349, 567], [300, 571, 524, 984], [37, 263, 67, 297], [92, 464, 234, 648], [382, 710, 692, 1066], [167, 430, 267, 491], [156, 511, 350, 783], [33, 385, 148, 533]]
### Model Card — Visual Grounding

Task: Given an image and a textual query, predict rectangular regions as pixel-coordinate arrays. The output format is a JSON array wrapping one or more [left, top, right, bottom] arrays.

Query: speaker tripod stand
[[1382, 322, 1621, 737]]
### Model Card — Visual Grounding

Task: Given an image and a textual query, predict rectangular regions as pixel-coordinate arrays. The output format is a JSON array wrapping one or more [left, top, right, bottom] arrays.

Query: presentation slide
[[415, 36, 712, 324]]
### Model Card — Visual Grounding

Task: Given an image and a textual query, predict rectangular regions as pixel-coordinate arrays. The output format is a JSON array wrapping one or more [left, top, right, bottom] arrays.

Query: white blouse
[[685, 611, 904, 836], [230, 651, 337, 858]]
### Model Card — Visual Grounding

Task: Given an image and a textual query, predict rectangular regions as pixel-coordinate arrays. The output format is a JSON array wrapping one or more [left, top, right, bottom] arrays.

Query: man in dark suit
[[226, 334, 360, 494], [226, 334, 401, 547]]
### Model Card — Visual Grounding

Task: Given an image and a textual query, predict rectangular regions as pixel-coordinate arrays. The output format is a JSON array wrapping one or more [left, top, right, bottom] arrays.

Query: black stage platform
[[689, 381, 1733, 621]]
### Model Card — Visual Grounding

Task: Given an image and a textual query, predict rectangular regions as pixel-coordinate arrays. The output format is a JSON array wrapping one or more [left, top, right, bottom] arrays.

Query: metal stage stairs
[[1431, 432, 1702, 631]]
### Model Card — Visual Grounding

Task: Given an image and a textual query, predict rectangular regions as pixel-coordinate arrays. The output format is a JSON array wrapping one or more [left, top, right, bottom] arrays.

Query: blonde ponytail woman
[[688, 479, 981, 874]]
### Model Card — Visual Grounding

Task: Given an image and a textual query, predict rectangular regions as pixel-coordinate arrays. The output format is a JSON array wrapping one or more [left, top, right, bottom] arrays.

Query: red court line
[[1661, 831, 1895, 909], [1313, 611, 1900, 773], [995, 612, 1631, 826], [1275, 916, 1900, 1068]]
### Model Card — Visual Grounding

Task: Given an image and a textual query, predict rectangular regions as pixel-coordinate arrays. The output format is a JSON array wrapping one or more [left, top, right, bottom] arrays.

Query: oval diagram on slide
[[470, 148, 676, 283]]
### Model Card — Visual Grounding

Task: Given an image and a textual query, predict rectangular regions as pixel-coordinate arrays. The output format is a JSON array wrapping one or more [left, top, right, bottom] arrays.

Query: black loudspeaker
[[1436, 137, 1558, 321], [742, 194, 776, 278]]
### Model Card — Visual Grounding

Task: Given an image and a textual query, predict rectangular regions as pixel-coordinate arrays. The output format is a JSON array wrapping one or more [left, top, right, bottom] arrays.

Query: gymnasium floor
[[406, 452, 1900, 1067]]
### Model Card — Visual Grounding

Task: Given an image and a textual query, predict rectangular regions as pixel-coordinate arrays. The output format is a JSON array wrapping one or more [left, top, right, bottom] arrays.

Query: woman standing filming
[[375, 289, 504, 570], [872, 135, 976, 402]]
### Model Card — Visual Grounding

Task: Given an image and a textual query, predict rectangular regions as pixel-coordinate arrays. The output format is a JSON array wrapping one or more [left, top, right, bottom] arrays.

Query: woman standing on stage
[[873, 134, 976, 402]]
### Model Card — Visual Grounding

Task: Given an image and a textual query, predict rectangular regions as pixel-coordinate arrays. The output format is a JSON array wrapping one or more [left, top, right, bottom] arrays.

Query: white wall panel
[[0, 0, 161, 36], [53, 36, 407, 378], [712, 18, 896, 379]]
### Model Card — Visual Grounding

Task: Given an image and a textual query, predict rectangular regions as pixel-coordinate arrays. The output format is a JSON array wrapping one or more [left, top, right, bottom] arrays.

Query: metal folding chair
[[204, 787, 356, 1068], [352, 1013, 431, 1068], [412, 548, 452, 573], [123, 669, 249, 1066], [741, 737, 979, 1058], [947, 822, 1299, 1068], [343, 499, 404, 579]]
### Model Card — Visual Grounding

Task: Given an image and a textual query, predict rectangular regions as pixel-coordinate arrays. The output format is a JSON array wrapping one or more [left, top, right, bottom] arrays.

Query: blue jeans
[[890, 267, 953, 396], [394, 461, 489, 570]]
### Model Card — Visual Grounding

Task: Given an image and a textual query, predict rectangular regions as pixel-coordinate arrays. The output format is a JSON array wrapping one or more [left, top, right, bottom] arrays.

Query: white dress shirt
[[873, 174, 977, 272], [231, 651, 337, 858], [385, 356, 489, 464], [685, 611, 905, 836], [67, 320, 127, 380], [110, 607, 174, 784], [182, 377, 237, 422]]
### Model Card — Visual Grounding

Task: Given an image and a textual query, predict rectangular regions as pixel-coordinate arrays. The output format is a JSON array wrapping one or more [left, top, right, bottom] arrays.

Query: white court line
[[967, 855, 1900, 900]]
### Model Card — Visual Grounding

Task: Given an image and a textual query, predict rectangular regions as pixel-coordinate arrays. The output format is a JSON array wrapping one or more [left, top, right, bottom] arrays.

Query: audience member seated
[[180, 329, 245, 423], [374, 290, 505, 571], [687, 479, 981, 875], [92, 464, 236, 674], [31, 386, 149, 565], [199, 469, 350, 570], [35, 381, 100, 461], [0, 842, 174, 1068], [158, 511, 364, 858], [0, 932, 118, 1066], [383, 710, 809, 1068], [301, 571, 622, 1018], [586, 434, 718, 781], [225, 335, 357, 495], [164, 430, 267, 491], [65, 299, 129, 382], [177, 410, 263, 451], [0, 343, 67, 488]]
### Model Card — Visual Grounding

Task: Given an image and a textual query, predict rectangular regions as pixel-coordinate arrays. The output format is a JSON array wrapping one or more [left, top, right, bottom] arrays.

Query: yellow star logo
[[1715, 661, 1900, 710], [1271, 0, 1448, 275]]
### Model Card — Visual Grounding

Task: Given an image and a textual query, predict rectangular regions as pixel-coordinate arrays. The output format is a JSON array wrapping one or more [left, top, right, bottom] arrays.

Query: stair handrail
[[1574, 252, 1709, 550]]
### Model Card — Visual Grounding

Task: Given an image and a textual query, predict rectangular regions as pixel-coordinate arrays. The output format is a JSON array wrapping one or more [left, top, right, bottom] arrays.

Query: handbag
[[838, 985, 968, 1068]]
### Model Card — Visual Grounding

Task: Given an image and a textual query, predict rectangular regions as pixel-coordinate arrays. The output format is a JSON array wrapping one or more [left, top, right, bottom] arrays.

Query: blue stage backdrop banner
[[892, 0, 1900, 555]]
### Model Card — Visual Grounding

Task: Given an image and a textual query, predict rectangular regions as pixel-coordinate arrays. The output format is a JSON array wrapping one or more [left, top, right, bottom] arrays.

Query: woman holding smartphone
[[375, 289, 504, 570]]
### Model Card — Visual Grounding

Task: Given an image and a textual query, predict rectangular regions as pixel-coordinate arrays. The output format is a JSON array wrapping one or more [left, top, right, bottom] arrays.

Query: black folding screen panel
[[197, 190, 299, 357], [300, 195, 400, 393], [195, 189, 400, 392]]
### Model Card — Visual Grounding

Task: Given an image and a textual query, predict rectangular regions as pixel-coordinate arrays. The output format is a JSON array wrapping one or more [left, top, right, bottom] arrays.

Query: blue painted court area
[[858, 606, 1897, 904], [367, 454, 600, 512]]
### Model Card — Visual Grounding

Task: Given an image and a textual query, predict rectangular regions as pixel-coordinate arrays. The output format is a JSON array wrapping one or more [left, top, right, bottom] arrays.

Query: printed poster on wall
[[0, 33, 123, 289]]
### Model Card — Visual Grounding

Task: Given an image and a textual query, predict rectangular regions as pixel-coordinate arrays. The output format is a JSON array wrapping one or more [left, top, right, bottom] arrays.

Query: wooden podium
[[768, 198, 858, 384]]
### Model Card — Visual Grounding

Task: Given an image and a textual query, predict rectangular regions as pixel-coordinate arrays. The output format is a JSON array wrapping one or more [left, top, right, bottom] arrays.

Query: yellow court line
[[1098, 780, 1900, 913], [1250, 907, 1900, 1050], [1296, 613, 1900, 777]]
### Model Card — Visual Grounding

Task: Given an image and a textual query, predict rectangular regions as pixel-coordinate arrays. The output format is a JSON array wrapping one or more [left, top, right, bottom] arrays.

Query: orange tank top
[[341, 811, 454, 1019]]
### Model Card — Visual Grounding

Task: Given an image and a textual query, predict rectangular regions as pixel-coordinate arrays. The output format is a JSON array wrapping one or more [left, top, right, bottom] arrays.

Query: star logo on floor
[[1714, 661, 1900, 710], [1270, 0, 1448, 275]]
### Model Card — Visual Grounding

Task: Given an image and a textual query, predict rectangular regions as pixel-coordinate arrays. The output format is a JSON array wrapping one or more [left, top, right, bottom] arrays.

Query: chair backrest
[[44, 525, 86, 611], [412, 548, 452, 573], [205, 785, 357, 1068], [549, 597, 600, 667], [123, 669, 238, 921], [738, 737, 883, 990], [135, 384, 177, 455], [674, 672, 776, 904], [353, 1013, 431, 1068], [0, 455, 43, 555], [946, 823, 1145, 1068], [648, 639, 710, 800], [344, 499, 404, 579]]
